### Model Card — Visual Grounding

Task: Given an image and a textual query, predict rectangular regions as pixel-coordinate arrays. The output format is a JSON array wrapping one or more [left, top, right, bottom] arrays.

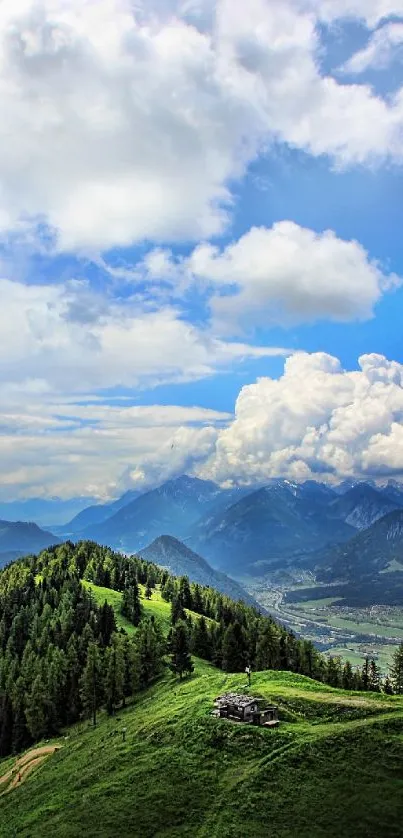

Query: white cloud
[[343, 22, 403, 74], [200, 352, 403, 485], [0, 277, 288, 393], [0, 399, 222, 500], [0, 272, 290, 499], [187, 221, 400, 331], [0, 0, 403, 251], [299, 0, 403, 26]]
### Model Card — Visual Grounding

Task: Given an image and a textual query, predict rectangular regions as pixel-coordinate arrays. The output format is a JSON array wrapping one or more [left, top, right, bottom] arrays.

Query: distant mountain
[[379, 481, 403, 508], [327, 484, 400, 529], [189, 483, 355, 575], [316, 509, 403, 584], [139, 535, 261, 608], [55, 489, 141, 535], [0, 497, 97, 527], [0, 521, 60, 568], [84, 476, 228, 551]]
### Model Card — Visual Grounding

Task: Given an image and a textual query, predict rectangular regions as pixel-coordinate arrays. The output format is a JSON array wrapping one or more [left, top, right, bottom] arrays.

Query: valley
[[246, 575, 403, 671]]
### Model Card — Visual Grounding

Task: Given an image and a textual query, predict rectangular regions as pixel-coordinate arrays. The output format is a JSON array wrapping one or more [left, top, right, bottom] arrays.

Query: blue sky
[[2, 0, 403, 499]]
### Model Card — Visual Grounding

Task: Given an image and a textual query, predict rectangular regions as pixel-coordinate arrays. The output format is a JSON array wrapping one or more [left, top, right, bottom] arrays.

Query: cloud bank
[[1, 0, 403, 251], [201, 352, 403, 485], [3, 353, 403, 499]]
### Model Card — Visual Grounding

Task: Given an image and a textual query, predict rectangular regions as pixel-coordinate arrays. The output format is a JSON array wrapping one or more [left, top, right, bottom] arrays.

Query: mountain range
[[2, 475, 403, 604], [0, 520, 60, 568]]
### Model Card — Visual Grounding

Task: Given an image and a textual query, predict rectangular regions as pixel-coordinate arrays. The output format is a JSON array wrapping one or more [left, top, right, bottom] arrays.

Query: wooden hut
[[213, 693, 279, 727]]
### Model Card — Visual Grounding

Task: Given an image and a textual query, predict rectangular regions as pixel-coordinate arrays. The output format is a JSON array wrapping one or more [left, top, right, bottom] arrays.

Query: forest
[[1, 539, 402, 758]]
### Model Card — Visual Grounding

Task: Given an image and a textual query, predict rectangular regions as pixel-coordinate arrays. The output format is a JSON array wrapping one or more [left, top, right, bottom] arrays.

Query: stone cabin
[[213, 693, 279, 727]]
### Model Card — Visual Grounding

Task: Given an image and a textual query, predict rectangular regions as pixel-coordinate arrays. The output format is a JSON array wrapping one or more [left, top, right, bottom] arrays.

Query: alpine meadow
[[2, 1, 403, 836]]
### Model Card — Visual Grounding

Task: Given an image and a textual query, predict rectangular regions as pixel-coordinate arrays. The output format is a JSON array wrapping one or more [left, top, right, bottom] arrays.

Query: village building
[[213, 693, 279, 727]]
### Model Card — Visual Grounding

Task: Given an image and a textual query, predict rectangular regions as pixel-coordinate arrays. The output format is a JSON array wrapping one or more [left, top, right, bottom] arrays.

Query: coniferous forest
[[1, 540, 402, 759]]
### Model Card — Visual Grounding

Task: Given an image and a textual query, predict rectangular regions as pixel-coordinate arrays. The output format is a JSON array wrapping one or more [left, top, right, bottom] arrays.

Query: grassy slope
[[82, 581, 212, 633], [1, 662, 403, 838], [2, 584, 403, 837]]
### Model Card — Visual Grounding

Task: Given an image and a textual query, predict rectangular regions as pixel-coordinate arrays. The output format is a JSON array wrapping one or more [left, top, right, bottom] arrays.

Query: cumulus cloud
[[187, 221, 399, 331], [343, 22, 403, 74], [0, 277, 288, 393], [0, 0, 403, 251], [200, 352, 403, 485]]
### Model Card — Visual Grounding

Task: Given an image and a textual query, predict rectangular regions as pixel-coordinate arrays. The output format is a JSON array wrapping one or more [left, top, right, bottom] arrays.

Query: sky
[[2, 0, 403, 500]]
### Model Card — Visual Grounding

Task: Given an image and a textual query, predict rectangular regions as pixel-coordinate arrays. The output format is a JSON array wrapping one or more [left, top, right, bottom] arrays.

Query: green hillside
[[82, 580, 214, 633], [1, 661, 403, 838], [2, 541, 403, 837]]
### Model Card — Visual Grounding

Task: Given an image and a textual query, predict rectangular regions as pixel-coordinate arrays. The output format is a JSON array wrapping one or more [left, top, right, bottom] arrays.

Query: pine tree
[[144, 583, 152, 600], [383, 675, 394, 695], [191, 616, 212, 659], [361, 657, 370, 691], [326, 656, 342, 688], [178, 577, 192, 610], [123, 637, 140, 699], [368, 659, 381, 692], [104, 634, 125, 715], [391, 643, 403, 695], [169, 621, 194, 680], [222, 623, 247, 673], [136, 618, 164, 688], [255, 622, 279, 671], [121, 584, 142, 626], [80, 642, 103, 727], [25, 674, 48, 740], [171, 595, 186, 625], [342, 660, 354, 690]]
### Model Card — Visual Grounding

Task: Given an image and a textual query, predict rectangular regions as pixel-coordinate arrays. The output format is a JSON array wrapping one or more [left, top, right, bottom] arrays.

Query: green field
[[1, 660, 403, 838]]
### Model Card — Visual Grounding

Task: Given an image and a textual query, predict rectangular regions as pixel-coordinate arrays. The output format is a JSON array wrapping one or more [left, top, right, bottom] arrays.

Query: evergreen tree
[[255, 622, 279, 671], [368, 659, 381, 692], [121, 584, 142, 626], [136, 618, 164, 688], [342, 660, 354, 690], [191, 616, 212, 659], [25, 674, 48, 740], [222, 622, 247, 673], [169, 621, 194, 680], [361, 657, 371, 691], [383, 675, 394, 695], [171, 595, 186, 625], [144, 583, 152, 600], [80, 642, 103, 727], [104, 634, 125, 715], [391, 643, 403, 695], [178, 577, 192, 610], [326, 656, 342, 688]]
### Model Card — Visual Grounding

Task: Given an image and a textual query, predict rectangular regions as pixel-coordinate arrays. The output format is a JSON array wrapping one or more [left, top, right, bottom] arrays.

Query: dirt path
[[0, 745, 61, 795]]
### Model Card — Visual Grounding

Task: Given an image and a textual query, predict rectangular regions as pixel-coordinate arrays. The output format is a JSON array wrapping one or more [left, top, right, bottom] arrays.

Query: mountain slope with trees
[[139, 535, 259, 607], [1, 541, 403, 836]]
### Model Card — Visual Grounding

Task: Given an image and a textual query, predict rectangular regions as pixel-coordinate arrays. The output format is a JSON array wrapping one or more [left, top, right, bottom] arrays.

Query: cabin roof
[[214, 692, 260, 708]]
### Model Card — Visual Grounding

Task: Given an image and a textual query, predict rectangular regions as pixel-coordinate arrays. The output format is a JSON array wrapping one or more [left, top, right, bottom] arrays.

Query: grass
[[82, 581, 214, 634], [1, 660, 403, 838]]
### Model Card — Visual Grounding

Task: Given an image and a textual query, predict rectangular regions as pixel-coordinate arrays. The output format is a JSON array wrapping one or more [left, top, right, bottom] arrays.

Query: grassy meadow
[[1, 584, 403, 837]]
